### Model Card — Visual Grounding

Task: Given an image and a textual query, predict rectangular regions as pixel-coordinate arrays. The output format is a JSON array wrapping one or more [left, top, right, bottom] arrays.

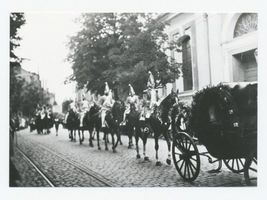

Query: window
[[234, 13, 258, 38], [181, 36, 193, 91]]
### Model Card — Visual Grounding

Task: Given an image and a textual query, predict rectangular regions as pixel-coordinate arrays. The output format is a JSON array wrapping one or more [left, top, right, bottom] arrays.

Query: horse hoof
[[89, 143, 94, 147], [166, 158, 171, 165], [136, 154, 141, 159], [128, 146, 132, 149], [113, 149, 117, 153], [98, 147, 101, 150], [156, 161, 162, 166], [120, 142, 123, 145], [105, 147, 109, 151], [144, 156, 149, 161]]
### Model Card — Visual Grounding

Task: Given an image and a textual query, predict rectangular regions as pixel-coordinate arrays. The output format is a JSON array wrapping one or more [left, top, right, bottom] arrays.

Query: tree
[[10, 13, 26, 115], [67, 13, 181, 99], [10, 13, 52, 118]]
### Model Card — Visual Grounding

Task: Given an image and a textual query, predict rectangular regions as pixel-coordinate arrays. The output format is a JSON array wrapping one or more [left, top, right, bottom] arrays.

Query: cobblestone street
[[12, 126, 247, 187]]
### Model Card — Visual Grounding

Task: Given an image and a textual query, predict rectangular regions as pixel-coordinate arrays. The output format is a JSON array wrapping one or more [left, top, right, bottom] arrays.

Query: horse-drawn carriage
[[171, 82, 257, 185]]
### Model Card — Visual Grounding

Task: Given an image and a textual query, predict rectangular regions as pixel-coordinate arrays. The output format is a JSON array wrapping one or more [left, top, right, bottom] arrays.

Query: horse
[[126, 102, 151, 160], [103, 100, 125, 152], [147, 89, 179, 166], [66, 109, 80, 141], [35, 114, 43, 134], [83, 103, 102, 149]]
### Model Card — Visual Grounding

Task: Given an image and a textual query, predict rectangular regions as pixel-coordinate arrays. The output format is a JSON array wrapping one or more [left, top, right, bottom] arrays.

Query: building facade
[[159, 13, 258, 104]]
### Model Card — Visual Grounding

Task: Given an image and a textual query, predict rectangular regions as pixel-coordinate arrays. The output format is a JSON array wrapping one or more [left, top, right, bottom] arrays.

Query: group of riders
[[65, 70, 167, 130], [31, 70, 187, 166]]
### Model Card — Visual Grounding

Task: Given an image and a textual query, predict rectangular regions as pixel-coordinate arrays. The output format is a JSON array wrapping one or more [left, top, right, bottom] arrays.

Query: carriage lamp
[[228, 109, 234, 114]]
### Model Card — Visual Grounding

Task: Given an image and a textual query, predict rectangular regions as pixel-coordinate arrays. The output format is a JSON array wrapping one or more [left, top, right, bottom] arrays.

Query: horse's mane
[[158, 92, 177, 121]]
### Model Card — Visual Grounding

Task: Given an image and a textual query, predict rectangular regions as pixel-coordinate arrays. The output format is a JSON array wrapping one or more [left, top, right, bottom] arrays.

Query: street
[[11, 125, 247, 187]]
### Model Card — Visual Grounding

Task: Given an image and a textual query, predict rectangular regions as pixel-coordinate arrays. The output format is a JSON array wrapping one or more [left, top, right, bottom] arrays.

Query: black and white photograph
[[2, 0, 267, 199]]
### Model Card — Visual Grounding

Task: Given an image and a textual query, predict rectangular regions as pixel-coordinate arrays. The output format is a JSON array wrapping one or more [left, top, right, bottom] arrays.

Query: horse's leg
[[89, 128, 94, 147], [92, 128, 95, 140], [96, 129, 101, 150], [104, 129, 109, 151], [155, 133, 161, 166], [143, 135, 149, 161], [135, 128, 141, 159], [73, 130, 76, 142], [78, 130, 82, 145], [128, 127, 133, 149], [111, 131, 117, 153], [163, 128, 172, 165], [82, 130, 84, 142], [119, 132, 123, 145]]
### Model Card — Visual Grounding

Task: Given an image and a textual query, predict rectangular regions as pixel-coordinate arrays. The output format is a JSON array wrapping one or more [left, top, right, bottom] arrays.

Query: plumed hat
[[104, 82, 110, 95], [129, 84, 135, 96]]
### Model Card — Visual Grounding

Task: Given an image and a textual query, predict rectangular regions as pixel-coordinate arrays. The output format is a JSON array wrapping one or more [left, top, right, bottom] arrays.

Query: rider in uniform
[[154, 71, 163, 102], [122, 84, 139, 125], [147, 71, 156, 109], [64, 99, 77, 124], [79, 95, 90, 127], [99, 82, 114, 128]]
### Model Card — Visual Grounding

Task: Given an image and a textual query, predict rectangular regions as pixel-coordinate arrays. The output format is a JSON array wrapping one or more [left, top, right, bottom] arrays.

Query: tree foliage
[[10, 13, 52, 118], [10, 13, 26, 115], [67, 13, 181, 98]]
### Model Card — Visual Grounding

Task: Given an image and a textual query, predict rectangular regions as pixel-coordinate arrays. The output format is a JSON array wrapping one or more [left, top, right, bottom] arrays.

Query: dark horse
[[83, 100, 124, 152], [126, 102, 151, 160], [83, 103, 102, 149], [104, 100, 125, 152], [66, 109, 80, 141], [35, 112, 53, 134], [147, 89, 179, 166]]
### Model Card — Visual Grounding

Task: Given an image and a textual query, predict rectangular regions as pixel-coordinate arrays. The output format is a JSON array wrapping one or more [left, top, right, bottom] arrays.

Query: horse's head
[[161, 89, 179, 108], [90, 103, 101, 114]]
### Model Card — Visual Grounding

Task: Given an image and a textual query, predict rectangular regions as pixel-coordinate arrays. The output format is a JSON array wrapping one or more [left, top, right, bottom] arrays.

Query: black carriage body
[[190, 82, 257, 159]]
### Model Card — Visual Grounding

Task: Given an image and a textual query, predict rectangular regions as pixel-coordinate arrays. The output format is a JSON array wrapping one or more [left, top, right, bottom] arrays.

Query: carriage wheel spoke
[[184, 162, 187, 178], [178, 160, 185, 171], [239, 159, 245, 168], [176, 159, 183, 164], [253, 158, 257, 164], [188, 160, 197, 171], [188, 161, 195, 175], [190, 157, 197, 162], [187, 142, 192, 150], [236, 159, 240, 171], [184, 138, 188, 149], [249, 167, 257, 173], [231, 159, 235, 169], [187, 162, 191, 179]]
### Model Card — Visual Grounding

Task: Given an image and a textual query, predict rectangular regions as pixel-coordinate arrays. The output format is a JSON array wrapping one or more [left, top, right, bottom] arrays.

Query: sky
[[16, 12, 81, 104]]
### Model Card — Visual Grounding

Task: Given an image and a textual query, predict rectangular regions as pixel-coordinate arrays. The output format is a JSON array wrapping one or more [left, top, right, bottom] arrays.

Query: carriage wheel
[[223, 158, 245, 173], [244, 152, 257, 186], [172, 131, 200, 182]]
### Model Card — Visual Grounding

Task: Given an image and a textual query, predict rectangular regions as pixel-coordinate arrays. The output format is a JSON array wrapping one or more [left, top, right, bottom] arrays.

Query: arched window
[[181, 35, 193, 91], [234, 13, 258, 38]]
